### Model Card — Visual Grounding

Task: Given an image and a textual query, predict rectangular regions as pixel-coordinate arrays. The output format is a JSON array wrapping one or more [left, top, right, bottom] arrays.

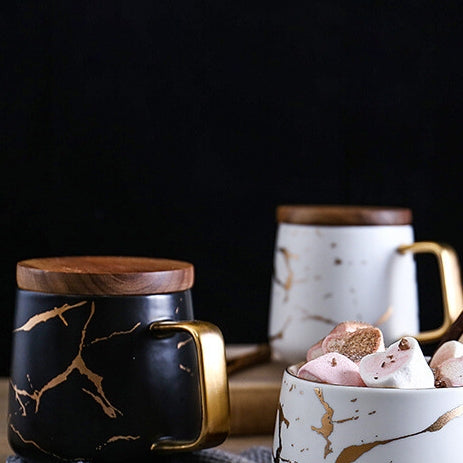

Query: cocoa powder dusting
[[435, 378, 448, 388], [339, 328, 382, 363]]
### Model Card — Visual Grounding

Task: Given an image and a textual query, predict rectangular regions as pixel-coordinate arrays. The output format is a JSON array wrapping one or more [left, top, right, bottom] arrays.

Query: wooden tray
[[227, 345, 287, 435]]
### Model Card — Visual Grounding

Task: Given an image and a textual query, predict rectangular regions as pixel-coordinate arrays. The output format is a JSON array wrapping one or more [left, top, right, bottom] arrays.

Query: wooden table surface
[[0, 377, 273, 462], [1, 379, 8, 462]]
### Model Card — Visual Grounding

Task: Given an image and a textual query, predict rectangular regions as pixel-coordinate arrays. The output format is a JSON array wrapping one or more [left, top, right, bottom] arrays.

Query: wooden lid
[[276, 205, 412, 226], [16, 256, 194, 295]]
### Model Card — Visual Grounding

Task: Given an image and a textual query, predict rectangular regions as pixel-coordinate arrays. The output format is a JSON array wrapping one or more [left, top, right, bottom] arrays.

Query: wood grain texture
[[276, 205, 412, 226], [16, 256, 194, 295], [0, 378, 10, 462], [227, 346, 286, 436], [226, 343, 271, 375]]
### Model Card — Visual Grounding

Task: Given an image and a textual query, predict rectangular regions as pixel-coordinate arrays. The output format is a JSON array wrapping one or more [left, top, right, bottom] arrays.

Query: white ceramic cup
[[273, 364, 463, 463], [268, 205, 462, 363]]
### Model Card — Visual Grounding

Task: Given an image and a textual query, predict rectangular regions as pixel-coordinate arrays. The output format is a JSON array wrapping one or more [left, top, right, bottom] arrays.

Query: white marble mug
[[268, 205, 462, 363], [273, 364, 463, 463]]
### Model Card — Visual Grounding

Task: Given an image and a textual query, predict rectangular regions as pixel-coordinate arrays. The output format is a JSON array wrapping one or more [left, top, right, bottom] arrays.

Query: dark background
[[2, 1, 463, 376]]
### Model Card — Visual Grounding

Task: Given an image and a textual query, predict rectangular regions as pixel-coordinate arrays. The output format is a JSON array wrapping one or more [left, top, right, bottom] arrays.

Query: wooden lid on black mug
[[16, 256, 194, 296], [276, 205, 412, 226]]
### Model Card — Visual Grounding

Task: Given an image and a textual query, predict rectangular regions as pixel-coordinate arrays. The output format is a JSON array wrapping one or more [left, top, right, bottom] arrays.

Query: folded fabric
[[6, 446, 273, 463]]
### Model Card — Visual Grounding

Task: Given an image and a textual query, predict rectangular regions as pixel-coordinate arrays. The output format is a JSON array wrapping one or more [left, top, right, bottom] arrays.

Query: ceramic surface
[[269, 224, 419, 363], [8, 290, 228, 463], [273, 365, 463, 463]]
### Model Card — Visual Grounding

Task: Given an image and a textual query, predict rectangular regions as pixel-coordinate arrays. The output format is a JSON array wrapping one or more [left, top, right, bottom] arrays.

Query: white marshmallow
[[359, 337, 434, 389]]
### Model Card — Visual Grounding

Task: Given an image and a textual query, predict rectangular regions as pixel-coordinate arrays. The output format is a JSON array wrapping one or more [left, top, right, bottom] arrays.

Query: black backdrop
[[2, 1, 463, 376]]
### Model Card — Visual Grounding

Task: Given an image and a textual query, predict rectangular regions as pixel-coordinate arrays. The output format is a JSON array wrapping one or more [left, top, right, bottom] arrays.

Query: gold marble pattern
[[89, 322, 141, 345], [179, 364, 193, 375], [9, 424, 75, 461], [177, 337, 193, 349], [13, 301, 87, 332], [335, 404, 463, 463], [273, 402, 291, 463], [333, 416, 358, 424], [12, 302, 122, 419], [299, 309, 338, 326], [269, 315, 293, 342], [106, 435, 140, 444], [10, 299, 146, 460], [275, 387, 463, 463], [96, 434, 141, 450], [374, 306, 393, 327], [11, 300, 142, 420], [273, 247, 303, 303], [311, 388, 334, 459]]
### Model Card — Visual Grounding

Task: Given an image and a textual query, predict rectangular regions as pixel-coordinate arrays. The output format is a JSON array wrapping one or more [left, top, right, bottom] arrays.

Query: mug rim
[[278, 222, 413, 229], [276, 205, 413, 226], [15, 288, 191, 298], [286, 363, 463, 394]]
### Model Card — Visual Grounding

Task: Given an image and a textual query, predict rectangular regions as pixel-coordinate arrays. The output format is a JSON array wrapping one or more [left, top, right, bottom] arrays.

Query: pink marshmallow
[[304, 321, 383, 363], [434, 357, 463, 387], [329, 320, 372, 334], [306, 339, 324, 361], [298, 352, 365, 387], [430, 340, 463, 369], [322, 326, 385, 364]]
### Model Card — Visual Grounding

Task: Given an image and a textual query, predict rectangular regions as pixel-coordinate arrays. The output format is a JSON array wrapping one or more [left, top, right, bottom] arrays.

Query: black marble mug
[[8, 257, 230, 463]]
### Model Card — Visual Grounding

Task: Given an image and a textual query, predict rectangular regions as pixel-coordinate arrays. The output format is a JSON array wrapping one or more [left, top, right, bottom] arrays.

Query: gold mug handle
[[149, 320, 230, 452], [398, 241, 463, 343]]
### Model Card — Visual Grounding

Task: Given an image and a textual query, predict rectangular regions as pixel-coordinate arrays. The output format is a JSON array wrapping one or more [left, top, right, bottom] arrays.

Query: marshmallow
[[305, 321, 384, 363], [298, 352, 365, 387], [430, 340, 463, 369], [359, 337, 434, 389], [306, 339, 324, 361], [328, 321, 372, 335], [322, 326, 385, 364], [434, 356, 463, 387]]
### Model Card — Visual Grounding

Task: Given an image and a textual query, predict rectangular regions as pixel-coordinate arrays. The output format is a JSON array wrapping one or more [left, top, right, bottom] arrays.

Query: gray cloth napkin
[[7, 446, 273, 463], [192, 446, 273, 463]]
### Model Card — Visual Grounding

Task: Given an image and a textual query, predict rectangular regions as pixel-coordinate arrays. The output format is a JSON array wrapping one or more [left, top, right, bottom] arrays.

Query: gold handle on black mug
[[398, 241, 463, 343], [149, 320, 230, 452]]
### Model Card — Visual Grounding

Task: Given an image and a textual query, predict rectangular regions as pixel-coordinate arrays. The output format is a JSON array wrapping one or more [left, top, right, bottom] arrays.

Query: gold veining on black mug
[[9, 256, 230, 463]]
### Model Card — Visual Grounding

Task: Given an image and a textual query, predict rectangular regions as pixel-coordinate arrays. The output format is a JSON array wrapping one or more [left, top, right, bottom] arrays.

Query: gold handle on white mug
[[398, 241, 463, 343], [149, 320, 230, 452]]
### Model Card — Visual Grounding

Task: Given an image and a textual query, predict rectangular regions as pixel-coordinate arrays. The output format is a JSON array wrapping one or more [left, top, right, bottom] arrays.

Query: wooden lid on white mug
[[16, 256, 194, 295], [276, 205, 412, 226]]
